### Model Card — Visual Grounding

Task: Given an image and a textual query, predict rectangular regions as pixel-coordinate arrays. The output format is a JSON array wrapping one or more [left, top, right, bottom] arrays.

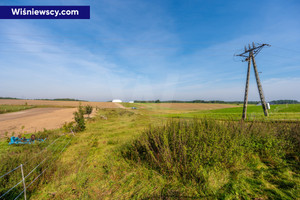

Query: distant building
[[129, 101, 134, 103], [112, 99, 122, 103]]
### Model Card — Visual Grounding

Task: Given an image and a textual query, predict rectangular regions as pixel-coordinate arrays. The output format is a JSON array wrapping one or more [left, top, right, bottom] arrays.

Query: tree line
[[134, 99, 299, 104]]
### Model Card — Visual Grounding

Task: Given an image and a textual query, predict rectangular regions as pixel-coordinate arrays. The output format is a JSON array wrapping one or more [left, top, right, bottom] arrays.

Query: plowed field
[[0, 99, 122, 108], [0, 99, 124, 137]]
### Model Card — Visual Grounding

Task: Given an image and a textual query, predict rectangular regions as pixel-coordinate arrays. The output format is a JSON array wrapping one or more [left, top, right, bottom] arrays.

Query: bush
[[73, 105, 85, 132], [85, 105, 93, 118]]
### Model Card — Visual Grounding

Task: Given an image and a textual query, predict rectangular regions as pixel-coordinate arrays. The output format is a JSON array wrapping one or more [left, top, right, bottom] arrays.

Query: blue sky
[[0, 0, 299, 101]]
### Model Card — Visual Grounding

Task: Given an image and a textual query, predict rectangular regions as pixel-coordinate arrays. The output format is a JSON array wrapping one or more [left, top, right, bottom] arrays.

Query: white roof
[[112, 99, 122, 102]]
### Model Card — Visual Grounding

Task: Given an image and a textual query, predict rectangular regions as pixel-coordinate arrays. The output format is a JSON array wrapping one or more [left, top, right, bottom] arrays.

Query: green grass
[[29, 109, 166, 199], [0, 129, 72, 199], [0, 105, 299, 199], [161, 104, 300, 121], [123, 119, 300, 199], [0, 105, 36, 114]]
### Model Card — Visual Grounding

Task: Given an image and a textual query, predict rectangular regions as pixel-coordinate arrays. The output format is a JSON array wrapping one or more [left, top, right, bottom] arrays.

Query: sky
[[0, 0, 299, 102]]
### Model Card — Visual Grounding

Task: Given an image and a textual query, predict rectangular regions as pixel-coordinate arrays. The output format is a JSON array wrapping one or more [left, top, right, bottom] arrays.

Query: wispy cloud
[[0, 0, 299, 101]]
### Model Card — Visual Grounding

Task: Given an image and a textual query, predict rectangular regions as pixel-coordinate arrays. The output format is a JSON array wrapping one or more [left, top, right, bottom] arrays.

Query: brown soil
[[0, 108, 77, 138], [0, 100, 124, 138], [0, 99, 121, 108]]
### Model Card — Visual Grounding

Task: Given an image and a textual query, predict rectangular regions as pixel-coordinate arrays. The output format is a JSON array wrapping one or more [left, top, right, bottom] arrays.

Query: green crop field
[[0, 105, 35, 114], [159, 104, 300, 121], [0, 104, 299, 199]]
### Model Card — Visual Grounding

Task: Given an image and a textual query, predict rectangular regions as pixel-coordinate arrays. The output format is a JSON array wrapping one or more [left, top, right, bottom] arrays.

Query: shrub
[[73, 105, 85, 132], [85, 105, 93, 118]]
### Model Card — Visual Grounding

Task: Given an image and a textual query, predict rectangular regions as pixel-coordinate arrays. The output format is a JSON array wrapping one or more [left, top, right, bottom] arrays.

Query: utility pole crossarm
[[236, 43, 271, 61]]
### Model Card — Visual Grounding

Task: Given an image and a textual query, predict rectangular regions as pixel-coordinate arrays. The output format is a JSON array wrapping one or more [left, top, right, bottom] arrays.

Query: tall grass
[[0, 130, 71, 199], [123, 119, 300, 199]]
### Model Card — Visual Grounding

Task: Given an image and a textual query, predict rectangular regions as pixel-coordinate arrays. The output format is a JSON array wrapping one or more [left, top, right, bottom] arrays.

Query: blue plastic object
[[9, 137, 46, 145]]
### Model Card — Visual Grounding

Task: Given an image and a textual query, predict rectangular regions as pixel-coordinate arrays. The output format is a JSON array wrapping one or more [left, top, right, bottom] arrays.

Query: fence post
[[20, 164, 27, 200]]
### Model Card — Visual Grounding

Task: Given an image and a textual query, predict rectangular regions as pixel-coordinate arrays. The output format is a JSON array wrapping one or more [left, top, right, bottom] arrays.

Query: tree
[[85, 105, 93, 118], [73, 105, 85, 132]]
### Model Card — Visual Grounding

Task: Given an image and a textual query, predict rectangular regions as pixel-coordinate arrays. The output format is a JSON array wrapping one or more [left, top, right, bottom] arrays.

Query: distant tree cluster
[[35, 98, 87, 101], [134, 100, 299, 105], [0, 97, 19, 99], [269, 100, 299, 104], [134, 100, 259, 104]]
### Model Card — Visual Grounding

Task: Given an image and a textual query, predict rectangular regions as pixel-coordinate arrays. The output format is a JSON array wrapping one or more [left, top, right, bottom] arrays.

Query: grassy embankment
[[0, 104, 77, 115], [0, 105, 36, 114], [0, 105, 299, 199]]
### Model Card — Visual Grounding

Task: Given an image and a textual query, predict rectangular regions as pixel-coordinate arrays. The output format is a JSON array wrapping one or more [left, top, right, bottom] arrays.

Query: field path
[[113, 102, 126, 109], [0, 107, 77, 138]]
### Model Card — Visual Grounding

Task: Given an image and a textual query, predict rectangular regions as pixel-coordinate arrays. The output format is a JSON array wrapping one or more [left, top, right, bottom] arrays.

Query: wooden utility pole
[[236, 43, 270, 120], [242, 52, 251, 120], [252, 53, 269, 117]]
